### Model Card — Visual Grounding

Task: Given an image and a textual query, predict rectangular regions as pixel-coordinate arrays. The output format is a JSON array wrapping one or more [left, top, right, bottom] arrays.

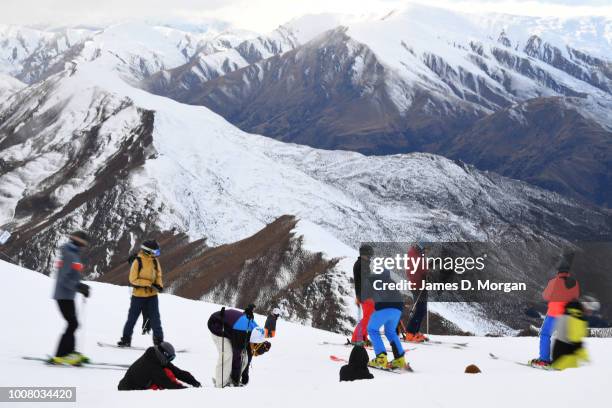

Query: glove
[[77, 283, 90, 298], [241, 371, 249, 385], [152, 284, 163, 292], [190, 379, 202, 388], [141, 318, 151, 335]]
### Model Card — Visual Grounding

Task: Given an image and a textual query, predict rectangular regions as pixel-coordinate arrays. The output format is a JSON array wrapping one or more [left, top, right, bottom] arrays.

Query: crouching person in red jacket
[[118, 342, 201, 390]]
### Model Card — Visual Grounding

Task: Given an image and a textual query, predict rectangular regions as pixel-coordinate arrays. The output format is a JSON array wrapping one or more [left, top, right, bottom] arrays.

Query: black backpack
[[126, 252, 158, 276]]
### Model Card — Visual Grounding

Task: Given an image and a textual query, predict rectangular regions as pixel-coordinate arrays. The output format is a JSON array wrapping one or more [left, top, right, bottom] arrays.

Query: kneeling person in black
[[118, 342, 201, 390]]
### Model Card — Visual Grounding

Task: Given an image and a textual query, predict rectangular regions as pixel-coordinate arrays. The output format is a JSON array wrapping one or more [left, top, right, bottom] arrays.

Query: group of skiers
[[343, 243, 593, 379], [51, 231, 276, 389], [50, 230, 594, 389], [347, 243, 429, 375]]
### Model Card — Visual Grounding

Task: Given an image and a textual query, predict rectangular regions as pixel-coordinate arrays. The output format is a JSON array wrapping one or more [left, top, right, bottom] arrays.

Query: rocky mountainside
[[143, 6, 612, 207]]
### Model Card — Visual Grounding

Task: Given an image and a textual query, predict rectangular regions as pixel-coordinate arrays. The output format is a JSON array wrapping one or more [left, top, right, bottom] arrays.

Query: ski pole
[[356, 301, 363, 343], [220, 307, 225, 389], [80, 297, 88, 354], [426, 298, 429, 336]]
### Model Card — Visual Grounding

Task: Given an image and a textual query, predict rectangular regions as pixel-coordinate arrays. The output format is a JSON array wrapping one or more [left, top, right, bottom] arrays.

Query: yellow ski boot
[[50, 353, 83, 366], [368, 353, 389, 369], [390, 355, 406, 370]]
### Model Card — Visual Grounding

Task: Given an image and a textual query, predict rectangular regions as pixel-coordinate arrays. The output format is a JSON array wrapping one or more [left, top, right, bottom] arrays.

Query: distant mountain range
[[142, 7, 612, 207], [0, 7, 611, 333]]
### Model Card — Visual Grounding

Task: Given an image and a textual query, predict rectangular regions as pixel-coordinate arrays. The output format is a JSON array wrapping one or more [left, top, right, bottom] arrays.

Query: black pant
[[407, 290, 427, 334], [56, 299, 79, 357], [122, 296, 163, 341]]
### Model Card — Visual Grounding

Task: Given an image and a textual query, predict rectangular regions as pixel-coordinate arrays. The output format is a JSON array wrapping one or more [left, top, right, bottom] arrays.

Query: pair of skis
[[329, 355, 413, 374], [96, 341, 188, 353], [21, 356, 129, 371], [401, 338, 468, 349], [488, 353, 555, 370], [22, 341, 189, 370]]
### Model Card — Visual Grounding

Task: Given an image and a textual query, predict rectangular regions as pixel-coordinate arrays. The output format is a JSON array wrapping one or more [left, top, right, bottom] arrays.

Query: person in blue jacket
[[366, 269, 408, 370], [207, 305, 271, 387], [51, 231, 91, 366]]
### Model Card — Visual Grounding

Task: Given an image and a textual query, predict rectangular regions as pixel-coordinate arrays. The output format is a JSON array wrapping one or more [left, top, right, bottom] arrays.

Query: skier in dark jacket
[[51, 231, 91, 366], [118, 342, 201, 390], [339, 345, 374, 382], [405, 242, 429, 342], [207, 306, 271, 387], [264, 308, 281, 338], [351, 245, 375, 344]]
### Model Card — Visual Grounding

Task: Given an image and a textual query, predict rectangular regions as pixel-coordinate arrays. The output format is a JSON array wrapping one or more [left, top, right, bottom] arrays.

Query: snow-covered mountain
[[144, 14, 348, 95], [1, 36, 611, 332], [144, 5, 612, 207], [1, 10, 611, 332], [0, 25, 94, 82], [0, 21, 255, 85], [0, 73, 25, 98]]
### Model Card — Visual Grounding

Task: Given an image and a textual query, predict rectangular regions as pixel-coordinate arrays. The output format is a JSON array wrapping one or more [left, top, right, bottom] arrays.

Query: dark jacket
[[118, 347, 198, 391], [353, 257, 362, 301], [368, 269, 405, 311], [406, 245, 428, 290], [264, 314, 278, 332], [340, 346, 374, 382], [207, 309, 257, 383], [53, 242, 84, 300]]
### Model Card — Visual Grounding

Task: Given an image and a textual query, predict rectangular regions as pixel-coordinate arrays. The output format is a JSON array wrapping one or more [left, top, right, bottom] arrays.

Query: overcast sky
[[1, 0, 610, 32]]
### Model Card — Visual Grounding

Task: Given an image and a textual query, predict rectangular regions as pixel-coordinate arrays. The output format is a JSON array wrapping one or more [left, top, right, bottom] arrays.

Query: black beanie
[[142, 240, 160, 251], [70, 231, 90, 245]]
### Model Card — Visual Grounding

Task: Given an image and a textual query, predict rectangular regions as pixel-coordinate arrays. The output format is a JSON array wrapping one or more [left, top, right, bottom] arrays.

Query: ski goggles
[[160, 349, 175, 362], [142, 246, 161, 257]]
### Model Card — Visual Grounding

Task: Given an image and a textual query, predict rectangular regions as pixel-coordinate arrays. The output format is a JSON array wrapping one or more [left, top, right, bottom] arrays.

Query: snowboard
[[488, 353, 555, 370], [22, 356, 129, 370], [97, 341, 188, 353], [329, 355, 413, 373]]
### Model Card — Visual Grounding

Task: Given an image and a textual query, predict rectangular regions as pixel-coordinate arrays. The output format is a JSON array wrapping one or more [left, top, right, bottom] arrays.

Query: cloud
[[0, 0, 610, 32]]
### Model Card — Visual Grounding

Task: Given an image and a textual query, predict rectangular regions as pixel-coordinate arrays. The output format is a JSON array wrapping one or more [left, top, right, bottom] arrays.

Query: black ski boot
[[117, 337, 131, 347]]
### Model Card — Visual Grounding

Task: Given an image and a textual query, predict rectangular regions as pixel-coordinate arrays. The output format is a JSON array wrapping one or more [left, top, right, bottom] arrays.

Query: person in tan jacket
[[118, 240, 165, 347]]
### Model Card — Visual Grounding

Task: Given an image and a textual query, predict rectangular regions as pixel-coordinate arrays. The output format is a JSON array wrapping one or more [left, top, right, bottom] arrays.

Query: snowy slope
[[0, 73, 25, 98], [1, 260, 609, 408]]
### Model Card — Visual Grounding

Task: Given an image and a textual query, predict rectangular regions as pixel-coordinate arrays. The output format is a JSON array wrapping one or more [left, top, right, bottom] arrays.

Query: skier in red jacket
[[405, 242, 429, 342], [530, 256, 580, 367]]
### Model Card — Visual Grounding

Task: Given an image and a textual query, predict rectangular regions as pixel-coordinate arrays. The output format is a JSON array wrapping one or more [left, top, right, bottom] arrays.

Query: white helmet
[[272, 307, 281, 316], [250, 327, 265, 344]]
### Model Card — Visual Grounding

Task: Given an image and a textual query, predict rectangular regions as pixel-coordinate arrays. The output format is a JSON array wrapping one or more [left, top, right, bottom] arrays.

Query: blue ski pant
[[367, 308, 404, 358], [122, 295, 163, 340], [539, 316, 556, 362]]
